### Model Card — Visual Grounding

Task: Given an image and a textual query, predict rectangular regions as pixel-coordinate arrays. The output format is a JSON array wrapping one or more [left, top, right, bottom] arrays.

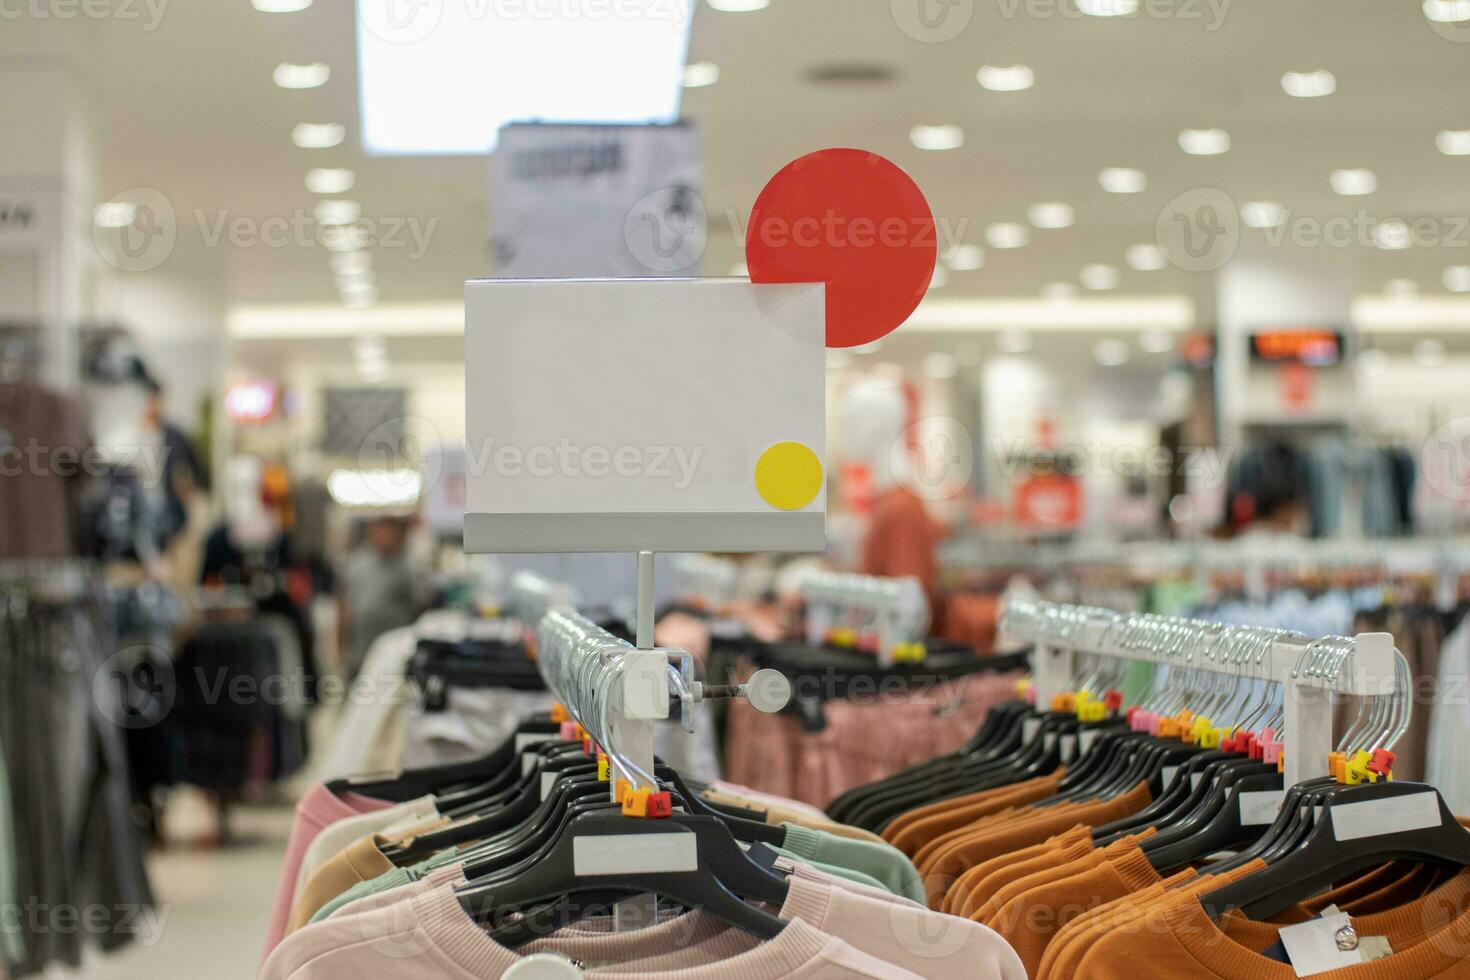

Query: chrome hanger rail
[[1002, 599, 1399, 786]]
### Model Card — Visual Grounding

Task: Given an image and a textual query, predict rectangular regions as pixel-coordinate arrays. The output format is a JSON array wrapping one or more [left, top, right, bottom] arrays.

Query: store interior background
[[5, 2, 1470, 978]]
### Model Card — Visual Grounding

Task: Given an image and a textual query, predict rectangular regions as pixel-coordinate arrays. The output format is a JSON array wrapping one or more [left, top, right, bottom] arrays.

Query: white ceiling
[[20, 0, 1470, 314]]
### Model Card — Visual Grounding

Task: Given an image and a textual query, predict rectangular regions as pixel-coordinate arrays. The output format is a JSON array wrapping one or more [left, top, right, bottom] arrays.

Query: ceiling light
[[977, 64, 1034, 92], [1241, 201, 1285, 229], [354, 336, 387, 362], [1281, 70, 1335, 98], [1444, 266, 1470, 292], [356, 4, 690, 155], [322, 225, 369, 251], [93, 202, 135, 228], [1138, 328, 1175, 353], [1077, 0, 1139, 15], [328, 469, 421, 507], [996, 329, 1032, 354], [1424, 0, 1470, 23], [1385, 278, 1419, 301], [706, 0, 768, 9], [343, 286, 379, 309], [729, 260, 749, 277], [910, 124, 964, 151], [1098, 167, 1146, 193], [1437, 130, 1470, 156], [335, 273, 376, 292], [1178, 128, 1230, 155], [682, 62, 720, 88], [293, 123, 345, 149], [331, 252, 371, 276], [314, 200, 361, 226], [253, 0, 311, 10], [930, 265, 950, 289], [1126, 244, 1167, 271], [1414, 338, 1447, 366], [985, 223, 1029, 249], [274, 62, 330, 89], [942, 244, 984, 271], [1330, 169, 1376, 196], [1374, 219, 1412, 250], [306, 168, 355, 194], [923, 353, 959, 380], [1041, 282, 1077, 301], [1080, 263, 1120, 290], [1357, 348, 1388, 376], [1093, 339, 1131, 366], [1027, 202, 1073, 229]]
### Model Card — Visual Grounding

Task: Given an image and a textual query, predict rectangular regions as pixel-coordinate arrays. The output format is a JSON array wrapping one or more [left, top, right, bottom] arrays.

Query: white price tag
[[1191, 772, 1203, 791], [1279, 912, 1363, 975], [1331, 792, 1442, 842], [573, 833, 699, 876], [541, 771, 557, 801], [516, 733, 556, 752], [1079, 729, 1102, 755], [1239, 789, 1285, 826], [1023, 718, 1043, 743], [1162, 765, 1180, 788]]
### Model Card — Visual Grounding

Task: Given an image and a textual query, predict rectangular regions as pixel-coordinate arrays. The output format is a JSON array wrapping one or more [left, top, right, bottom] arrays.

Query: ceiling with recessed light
[[11, 0, 1470, 316]]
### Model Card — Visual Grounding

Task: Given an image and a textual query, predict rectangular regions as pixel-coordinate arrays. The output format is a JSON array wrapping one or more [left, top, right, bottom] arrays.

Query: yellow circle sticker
[[754, 442, 823, 511]]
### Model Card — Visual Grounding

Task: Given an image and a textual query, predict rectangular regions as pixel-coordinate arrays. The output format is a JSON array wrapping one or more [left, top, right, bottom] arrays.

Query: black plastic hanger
[[1199, 780, 1470, 920], [457, 811, 791, 945], [324, 716, 560, 802]]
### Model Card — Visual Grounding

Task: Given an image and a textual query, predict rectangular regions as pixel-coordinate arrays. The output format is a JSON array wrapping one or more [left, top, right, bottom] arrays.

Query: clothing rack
[[797, 571, 928, 666], [1003, 598, 1399, 787], [506, 570, 577, 627]]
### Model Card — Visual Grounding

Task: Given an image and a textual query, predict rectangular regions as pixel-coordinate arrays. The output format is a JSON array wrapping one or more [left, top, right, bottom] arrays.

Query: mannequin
[[837, 377, 943, 621]]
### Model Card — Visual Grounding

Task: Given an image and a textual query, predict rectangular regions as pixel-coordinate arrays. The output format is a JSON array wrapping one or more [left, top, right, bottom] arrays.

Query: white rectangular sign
[[464, 277, 826, 554]]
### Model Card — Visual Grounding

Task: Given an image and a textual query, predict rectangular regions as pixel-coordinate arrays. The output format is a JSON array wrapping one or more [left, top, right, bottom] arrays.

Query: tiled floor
[[73, 800, 292, 980]]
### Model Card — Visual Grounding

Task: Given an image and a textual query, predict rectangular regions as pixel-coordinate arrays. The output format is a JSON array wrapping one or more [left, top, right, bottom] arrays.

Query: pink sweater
[[260, 883, 924, 979], [264, 784, 393, 960]]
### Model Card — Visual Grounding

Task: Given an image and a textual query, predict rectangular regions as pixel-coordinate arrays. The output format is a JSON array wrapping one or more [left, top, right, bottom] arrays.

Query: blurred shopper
[[339, 515, 431, 676]]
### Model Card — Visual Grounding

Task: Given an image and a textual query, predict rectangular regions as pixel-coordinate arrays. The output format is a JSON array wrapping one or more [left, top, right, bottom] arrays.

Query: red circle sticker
[[746, 149, 937, 348]]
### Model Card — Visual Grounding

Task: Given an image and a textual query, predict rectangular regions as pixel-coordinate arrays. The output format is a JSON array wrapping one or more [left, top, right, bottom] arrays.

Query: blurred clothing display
[[0, 381, 93, 560], [0, 570, 154, 978]]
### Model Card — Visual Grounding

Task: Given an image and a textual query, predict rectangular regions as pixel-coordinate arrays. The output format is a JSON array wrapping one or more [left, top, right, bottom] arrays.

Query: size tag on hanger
[[1278, 912, 1364, 975], [1023, 718, 1042, 742], [516, 733, 556, 753], [572, 833, 698, 876], [1330, 791, 1442, 842], [1191, 772, 1204, 791], [1239, 789, 1286, 826], [540, 771, 557, 801], [1161, 765, 1180, 788], [1079, 728, 1102, 755]]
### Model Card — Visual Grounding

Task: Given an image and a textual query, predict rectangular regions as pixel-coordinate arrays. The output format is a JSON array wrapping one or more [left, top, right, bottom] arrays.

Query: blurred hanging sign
[[1249, 328, 1344, 366], [488, 122, 703, 279], [1014, 473, 1082, 530], [223, 379, 278, 424]]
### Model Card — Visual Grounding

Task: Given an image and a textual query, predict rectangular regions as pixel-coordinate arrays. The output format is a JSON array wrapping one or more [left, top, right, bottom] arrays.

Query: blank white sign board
[[464, 278, 826, 553]]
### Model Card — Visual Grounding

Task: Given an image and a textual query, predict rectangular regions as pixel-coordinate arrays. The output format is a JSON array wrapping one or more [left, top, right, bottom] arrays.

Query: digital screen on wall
[[1249, 329, 1344, 366]]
